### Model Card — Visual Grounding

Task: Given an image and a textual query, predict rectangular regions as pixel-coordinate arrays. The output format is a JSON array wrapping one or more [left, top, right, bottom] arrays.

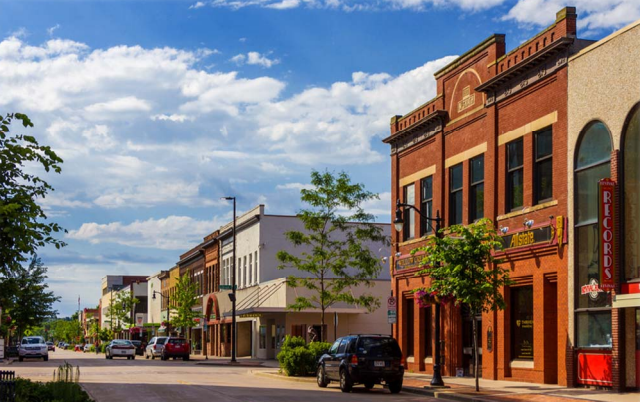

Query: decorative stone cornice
[[382, 110, 447, 155]]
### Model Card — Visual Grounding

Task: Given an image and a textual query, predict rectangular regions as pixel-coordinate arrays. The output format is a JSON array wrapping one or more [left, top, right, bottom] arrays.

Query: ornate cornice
[[382, 110, 447, 155]]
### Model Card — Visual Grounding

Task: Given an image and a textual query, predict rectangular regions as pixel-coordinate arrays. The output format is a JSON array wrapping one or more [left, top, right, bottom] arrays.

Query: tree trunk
[[472, 312, 479, 392], [320, 308, 324, 343]]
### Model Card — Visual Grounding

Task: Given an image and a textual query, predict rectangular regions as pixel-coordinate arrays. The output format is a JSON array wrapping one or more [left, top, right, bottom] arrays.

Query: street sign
[[387, 310, 397, 324], [387, 296, 397, 310]]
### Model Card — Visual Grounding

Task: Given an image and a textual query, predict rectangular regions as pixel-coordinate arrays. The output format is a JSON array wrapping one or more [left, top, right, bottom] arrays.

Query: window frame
[[449, 163, 463, 225], [507, 138, 524, 212], [534, 127, 553, 204], [469, 154, 484, 222], [420, 176, 433, 236], [403, 183, 416, 241]]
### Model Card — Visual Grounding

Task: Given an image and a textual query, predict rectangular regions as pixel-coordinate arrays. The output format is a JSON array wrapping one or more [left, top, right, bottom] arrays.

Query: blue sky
[[0, 0, 636, 316]]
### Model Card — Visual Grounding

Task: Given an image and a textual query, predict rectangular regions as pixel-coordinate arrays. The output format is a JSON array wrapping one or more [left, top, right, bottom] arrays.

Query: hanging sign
[[599, 179, 616, 290]]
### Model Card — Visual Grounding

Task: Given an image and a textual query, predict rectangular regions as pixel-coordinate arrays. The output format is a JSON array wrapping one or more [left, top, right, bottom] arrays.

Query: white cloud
[[82, 124, 117, 151], [85, 96, 152, 114], [47, 24, 61, 37], [190, 1, 207, 9], [67, 215, 227, 249], [200, 0, 504, 12], [231, 51, 280, 68], [151, 113, 194, 122], [266, 0, 301, 9], [503, 0, 640, 31], [275, 182, 313, 190]]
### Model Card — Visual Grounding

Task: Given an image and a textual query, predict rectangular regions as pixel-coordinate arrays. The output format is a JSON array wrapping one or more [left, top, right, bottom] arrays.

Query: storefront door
[[636, 308, 640, 388]]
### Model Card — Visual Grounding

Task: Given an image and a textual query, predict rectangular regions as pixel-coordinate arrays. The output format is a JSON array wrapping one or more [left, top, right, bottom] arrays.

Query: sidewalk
[[402, 373, 639, 402]]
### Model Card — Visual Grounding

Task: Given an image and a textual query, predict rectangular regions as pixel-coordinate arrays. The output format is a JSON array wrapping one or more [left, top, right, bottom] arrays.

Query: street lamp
[[152, 291, 170, 336], [221, 196, 237, 363], [393, 198, 445, 387]]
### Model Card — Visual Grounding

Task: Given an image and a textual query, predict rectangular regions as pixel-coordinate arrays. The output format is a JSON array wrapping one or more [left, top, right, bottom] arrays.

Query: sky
[[0, 0, 637, 316]]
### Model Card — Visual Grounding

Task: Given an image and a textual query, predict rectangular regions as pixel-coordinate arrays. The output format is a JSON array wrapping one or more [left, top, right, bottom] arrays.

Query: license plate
[[374, 361, 385, 367], [118, 350, 127, 354]]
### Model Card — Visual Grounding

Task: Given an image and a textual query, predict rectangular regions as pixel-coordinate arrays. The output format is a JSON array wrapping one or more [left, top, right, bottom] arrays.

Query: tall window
[[574, 121, 612, 348], [254, 251, 258, 284], [249, 254, 253, 285], [449, 164, 463, 225], [511, 286, 534, 360], [403, 184, 415, 240], [243, 256, 247, 288], [470, 155, 484, 221], [420, 176, 433, 236], [624, 106, 640, 281], [535, 128, 553, 203], [507, 138, 524, 211]]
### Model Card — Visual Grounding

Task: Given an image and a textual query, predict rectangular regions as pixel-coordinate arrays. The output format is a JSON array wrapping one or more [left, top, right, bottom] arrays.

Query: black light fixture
[[393, 201, 404, 233]]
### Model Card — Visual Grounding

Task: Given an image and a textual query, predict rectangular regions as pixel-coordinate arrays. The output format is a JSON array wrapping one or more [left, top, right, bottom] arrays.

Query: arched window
[[624, 105, 640, 281], [574, 121, 612, 348]]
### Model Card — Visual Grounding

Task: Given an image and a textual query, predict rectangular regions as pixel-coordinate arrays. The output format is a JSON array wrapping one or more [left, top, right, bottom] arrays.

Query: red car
[[161, 337, 190, 361]]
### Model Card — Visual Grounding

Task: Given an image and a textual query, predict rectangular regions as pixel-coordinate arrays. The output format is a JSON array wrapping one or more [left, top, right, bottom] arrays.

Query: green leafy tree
[[0, 113, 66, 277], [107, 291, 139, 333], [414, 218, 513, 391], [1, 256, 60, 338], [170, 275, 199, 339], [276, 170, 389, 342], [49, 318, 82, 344]]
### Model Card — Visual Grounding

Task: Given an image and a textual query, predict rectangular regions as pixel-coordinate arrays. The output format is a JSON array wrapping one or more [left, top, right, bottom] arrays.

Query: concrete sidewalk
[[402, 373, 639, 402]]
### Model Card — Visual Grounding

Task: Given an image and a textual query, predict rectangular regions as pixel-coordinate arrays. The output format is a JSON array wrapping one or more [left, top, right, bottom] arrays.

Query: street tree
[[0, 256, 59, 338], [414, 218, 513, 392], [170, 275, 199, 339], [277, 170, 389, 342], [0, 113, 66, 277], [107, 291, 139, 333]]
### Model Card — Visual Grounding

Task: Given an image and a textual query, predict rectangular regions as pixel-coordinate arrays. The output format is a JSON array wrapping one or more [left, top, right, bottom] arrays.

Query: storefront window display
[[511, 286, 534, 360], [624, 106, 640, 281], [574, 121, 612, 348]]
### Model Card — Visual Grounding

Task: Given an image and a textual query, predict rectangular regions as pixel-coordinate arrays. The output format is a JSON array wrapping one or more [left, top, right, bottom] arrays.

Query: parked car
[[145, 336, 168, 360], [83, 344, 92, 353], [316, 334, 404, 394], [46, 342, 55, 352], [161, 337, 190, 361], [19, 336, 49, 362], [130, 340, 145, 356], [105, 340, 136, 360], [57, 341, 66, 348]]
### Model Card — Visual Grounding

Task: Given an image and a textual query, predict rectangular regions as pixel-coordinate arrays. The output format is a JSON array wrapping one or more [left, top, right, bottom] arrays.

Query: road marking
[[177, 380, 192, 385]]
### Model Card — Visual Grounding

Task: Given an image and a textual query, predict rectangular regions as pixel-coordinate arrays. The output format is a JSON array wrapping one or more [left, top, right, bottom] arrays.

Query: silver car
[[19, 336, 49, 362], [145, 336, 168, 359]]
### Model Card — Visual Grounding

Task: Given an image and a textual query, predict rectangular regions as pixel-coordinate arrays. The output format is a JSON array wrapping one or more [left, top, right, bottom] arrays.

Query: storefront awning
[[612, 293, 640, 308]]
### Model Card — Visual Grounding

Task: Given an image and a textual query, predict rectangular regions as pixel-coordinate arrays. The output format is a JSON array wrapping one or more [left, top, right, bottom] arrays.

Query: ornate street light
[[393, 198, 445, 387]]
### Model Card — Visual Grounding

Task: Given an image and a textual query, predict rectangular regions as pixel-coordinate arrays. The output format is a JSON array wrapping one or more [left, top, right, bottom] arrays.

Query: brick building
[[383, 7, 591, 385]]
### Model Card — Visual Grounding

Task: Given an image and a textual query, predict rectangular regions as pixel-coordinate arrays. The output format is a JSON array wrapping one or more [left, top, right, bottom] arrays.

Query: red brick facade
[[384, 7, 587, 386]]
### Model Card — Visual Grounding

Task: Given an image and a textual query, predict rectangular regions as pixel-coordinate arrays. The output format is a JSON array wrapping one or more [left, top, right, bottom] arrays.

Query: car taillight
[[350, 355, 358, 365]]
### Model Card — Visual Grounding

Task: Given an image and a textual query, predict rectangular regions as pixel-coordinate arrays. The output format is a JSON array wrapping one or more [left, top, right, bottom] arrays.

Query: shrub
[[89, 345, 95, 353], [276, 336, 332, 377], [16, 378, 92, 402], [99, 344, 107, 353]]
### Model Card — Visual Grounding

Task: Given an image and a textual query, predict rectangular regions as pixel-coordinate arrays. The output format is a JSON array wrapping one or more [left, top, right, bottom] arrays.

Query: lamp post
[[393, 198, 445, 387], [222, 196, 237, 363], [152, 291, 170, 336]]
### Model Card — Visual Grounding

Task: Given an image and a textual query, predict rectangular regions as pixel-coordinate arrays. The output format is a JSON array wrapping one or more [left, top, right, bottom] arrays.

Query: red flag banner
[[599, 179, 616, 290]]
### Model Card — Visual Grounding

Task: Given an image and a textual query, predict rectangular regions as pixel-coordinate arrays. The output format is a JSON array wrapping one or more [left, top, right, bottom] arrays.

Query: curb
[[252, 370, 316, 383], [401, 386, 507, 402], [196, 362, 265, 367], [79, 383, 99, 402]]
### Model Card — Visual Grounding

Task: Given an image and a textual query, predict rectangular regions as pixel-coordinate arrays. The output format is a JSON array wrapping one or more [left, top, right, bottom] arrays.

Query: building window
[[624, 106, 640, 281], [403, 184, 415, 240], [259, 325, 266, 349], [249, 254, 253, 285], [507, 138, 524, 211], [449, 164, 463, 225], [535, 127, 553, 203], [420, 176, 433, 236], [470, 155, 484, 221], [243, 256, 247, 288], [511, 286, 534, 360], [574, 121, 612, 348], [405, 298, 414, 357], [254, 251, 258, 284]]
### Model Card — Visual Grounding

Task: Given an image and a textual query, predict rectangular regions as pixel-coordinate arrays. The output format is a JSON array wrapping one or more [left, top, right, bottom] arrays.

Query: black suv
[[316, 334, 404, 393]]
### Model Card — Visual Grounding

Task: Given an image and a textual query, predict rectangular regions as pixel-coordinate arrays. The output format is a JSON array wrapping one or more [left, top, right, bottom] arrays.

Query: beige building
[[568, 19, 640, 390]]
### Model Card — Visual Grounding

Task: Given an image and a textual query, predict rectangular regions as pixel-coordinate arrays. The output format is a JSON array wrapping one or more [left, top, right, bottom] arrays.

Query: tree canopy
[[0, 112, 66, 277], [277, 170, 389, 341], [170, 275, 199, 337]]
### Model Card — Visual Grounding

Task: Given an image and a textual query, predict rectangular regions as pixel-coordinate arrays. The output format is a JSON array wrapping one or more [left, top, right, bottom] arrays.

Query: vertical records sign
[[599, 179, 616, 290]]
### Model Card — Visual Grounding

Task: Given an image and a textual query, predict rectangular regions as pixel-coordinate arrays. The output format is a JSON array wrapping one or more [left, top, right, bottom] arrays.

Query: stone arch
[[205, 293, 221, 323]]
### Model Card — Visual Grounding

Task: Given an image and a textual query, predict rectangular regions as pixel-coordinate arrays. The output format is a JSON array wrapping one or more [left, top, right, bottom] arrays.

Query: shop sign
[[500, 225, 553, 251], [395, 255, 424, 271], [239, 313, 262, 318], [599, 179, 616, 290], [209, 313, 216, 321], [135, 314, 144, 327], [581, 278, 604, 300]]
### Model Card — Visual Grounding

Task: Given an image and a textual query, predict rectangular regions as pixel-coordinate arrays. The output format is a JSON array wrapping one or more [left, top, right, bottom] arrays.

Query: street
[[5, 349, 433, 402]]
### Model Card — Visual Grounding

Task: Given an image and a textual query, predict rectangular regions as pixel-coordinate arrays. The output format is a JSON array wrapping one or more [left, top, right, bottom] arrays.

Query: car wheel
[[18, 356, 23, 362], [183, 355, 189, 361], [316, 366, 329, 388], [339, 369, 352, 393], [388, 380, 402, 394], [44, 356, 49, 362], [364, 381, 374, 390], [131, 355, 135, 360], [145, 352, 150, 359], [152, 353, 156, 360], [161, 353, 167, 361], [105, 353, 109, 359]]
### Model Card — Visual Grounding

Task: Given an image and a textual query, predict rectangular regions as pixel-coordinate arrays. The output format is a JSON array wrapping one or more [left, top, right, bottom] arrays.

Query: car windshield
[[157, 338, 167, 345], [47, 342, 53, 345], [22, 338, 43, 344], [168, 339, 185, 345], [131, 341, 141, 346], [112, 340, 132, 346], [357, 337, 402, 358]]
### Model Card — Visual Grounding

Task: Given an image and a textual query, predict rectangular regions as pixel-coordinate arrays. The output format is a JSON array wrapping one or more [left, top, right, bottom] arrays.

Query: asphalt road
[[5, 349, 434, 402]]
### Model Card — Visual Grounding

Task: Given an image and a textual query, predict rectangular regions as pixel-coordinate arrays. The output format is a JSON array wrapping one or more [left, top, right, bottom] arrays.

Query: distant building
[[99, 275, 147, 332]]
